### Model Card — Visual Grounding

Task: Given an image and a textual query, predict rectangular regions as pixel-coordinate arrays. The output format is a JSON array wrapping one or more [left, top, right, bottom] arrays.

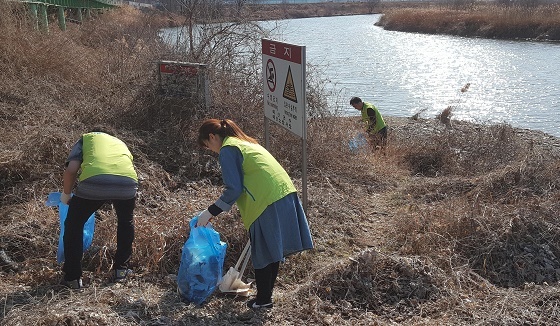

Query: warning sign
[[283, 66, 297, 103], [262, 39, 306, 138]]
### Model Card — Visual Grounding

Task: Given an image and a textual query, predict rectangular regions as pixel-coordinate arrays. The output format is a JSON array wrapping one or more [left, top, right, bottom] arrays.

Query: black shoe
[[113, 269, 133, 283], [247, 298, 273, 310], [61, 278, 82, 289]]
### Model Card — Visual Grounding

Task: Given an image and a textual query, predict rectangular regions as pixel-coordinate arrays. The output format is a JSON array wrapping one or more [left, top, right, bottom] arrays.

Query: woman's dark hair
[[197, 119, 257, 147]]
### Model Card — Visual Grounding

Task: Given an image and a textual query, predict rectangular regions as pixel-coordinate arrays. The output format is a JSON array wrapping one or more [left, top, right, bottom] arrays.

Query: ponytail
[[197, 119, 258, 147]]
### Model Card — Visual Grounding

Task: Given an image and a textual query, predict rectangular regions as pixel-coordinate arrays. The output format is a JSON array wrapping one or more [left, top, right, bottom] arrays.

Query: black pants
[[254, 261, 280, 304], [370, 126, 388, 148], [62, 196, 135, 281]]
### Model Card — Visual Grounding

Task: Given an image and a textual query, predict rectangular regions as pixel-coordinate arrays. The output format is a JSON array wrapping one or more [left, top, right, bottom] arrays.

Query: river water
[[269, 14, 560, 137], [163, 14, 560, 137]]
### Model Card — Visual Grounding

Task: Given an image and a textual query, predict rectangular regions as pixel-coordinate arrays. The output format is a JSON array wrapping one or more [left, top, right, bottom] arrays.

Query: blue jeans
[[62, 196, 135, 281]]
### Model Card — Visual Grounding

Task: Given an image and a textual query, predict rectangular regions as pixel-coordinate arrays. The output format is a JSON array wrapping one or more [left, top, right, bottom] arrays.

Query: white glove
[[196, 209, 213, 227], [60, 192, 72, 205]]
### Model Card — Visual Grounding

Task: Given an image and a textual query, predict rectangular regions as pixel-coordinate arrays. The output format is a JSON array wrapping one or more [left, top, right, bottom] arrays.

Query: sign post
[[262, 39, 307, 213]]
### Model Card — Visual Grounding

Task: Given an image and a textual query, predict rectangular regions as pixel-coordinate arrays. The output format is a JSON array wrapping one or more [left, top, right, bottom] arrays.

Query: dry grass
[[1, 2, 560, 325], [377, 4, 560, 40]]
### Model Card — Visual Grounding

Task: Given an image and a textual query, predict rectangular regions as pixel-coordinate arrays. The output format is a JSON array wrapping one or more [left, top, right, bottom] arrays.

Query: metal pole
[[76, 8, 83, 23], [202, 65, 210, 110], [301, 47, 308, 215], [39, 4, 49, 33], [29, 3, 39, 30], [264, 117, 270, 149], [58, 7, 66, 31], [302, 136, 307, 214]]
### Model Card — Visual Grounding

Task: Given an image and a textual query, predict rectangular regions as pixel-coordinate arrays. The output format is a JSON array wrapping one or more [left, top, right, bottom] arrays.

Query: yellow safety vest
[[361, 102, 386, 133], [222, 137, 296, 229], [78, 132, 138, 182]]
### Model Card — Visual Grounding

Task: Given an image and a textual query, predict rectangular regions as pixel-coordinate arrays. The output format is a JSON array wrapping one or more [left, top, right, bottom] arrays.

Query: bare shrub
[[400, 120, 525, 178], [437, 105, 453, 127], [377, 4, 560, 40], [393, 148, 560, 288], [301, 250, 445, 322], [0, 5, 180, 281], [405, 146, 451, 177]]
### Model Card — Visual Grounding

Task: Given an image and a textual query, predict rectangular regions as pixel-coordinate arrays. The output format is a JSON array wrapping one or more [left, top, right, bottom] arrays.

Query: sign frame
[[262, 39, 306, 139], [262, 39, 308, 213]]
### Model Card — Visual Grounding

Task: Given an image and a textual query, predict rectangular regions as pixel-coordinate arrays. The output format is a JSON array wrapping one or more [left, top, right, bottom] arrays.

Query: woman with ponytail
[[196, 118, 313, 310]]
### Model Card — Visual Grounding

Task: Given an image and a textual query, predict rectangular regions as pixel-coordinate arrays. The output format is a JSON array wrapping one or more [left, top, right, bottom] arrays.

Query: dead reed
[[377, 4, 560, 40]]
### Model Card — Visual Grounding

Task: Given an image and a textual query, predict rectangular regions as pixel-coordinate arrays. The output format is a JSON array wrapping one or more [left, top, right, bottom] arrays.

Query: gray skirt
[[248, 192, 313, 269]]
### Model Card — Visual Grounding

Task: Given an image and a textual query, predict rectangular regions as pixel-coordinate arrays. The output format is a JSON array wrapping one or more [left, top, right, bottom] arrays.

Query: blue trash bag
[[349, 133, 367, 153], [177, 214, 227, 305], [46, 192, 96, 264]]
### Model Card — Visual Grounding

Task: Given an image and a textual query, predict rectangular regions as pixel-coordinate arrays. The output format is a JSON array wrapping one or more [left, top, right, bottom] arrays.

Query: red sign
[[159, 63, 199, 76], [262, 39, 302, 64]]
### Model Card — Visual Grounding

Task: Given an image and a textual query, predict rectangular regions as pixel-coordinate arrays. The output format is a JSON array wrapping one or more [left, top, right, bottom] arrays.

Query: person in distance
[[350, 96, 388, 148]]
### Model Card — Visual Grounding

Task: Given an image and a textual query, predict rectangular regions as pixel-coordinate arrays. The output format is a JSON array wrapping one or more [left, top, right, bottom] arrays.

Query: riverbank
[[3, 113, 560, 325], [215, 2, 560, 41], [376, 4, 560, 41], [1, 4, 560, 325], [126, 2, 560, 42]]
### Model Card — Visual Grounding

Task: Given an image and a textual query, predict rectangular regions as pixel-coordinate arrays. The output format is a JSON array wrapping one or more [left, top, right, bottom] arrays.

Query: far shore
[[377, 4, 560, 42], [169, 2, 560, 42]]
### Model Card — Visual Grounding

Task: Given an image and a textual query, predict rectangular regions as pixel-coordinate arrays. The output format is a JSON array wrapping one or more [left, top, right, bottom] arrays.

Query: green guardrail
[[20, 0, 121, 32], [21, 0, 118, 9]]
